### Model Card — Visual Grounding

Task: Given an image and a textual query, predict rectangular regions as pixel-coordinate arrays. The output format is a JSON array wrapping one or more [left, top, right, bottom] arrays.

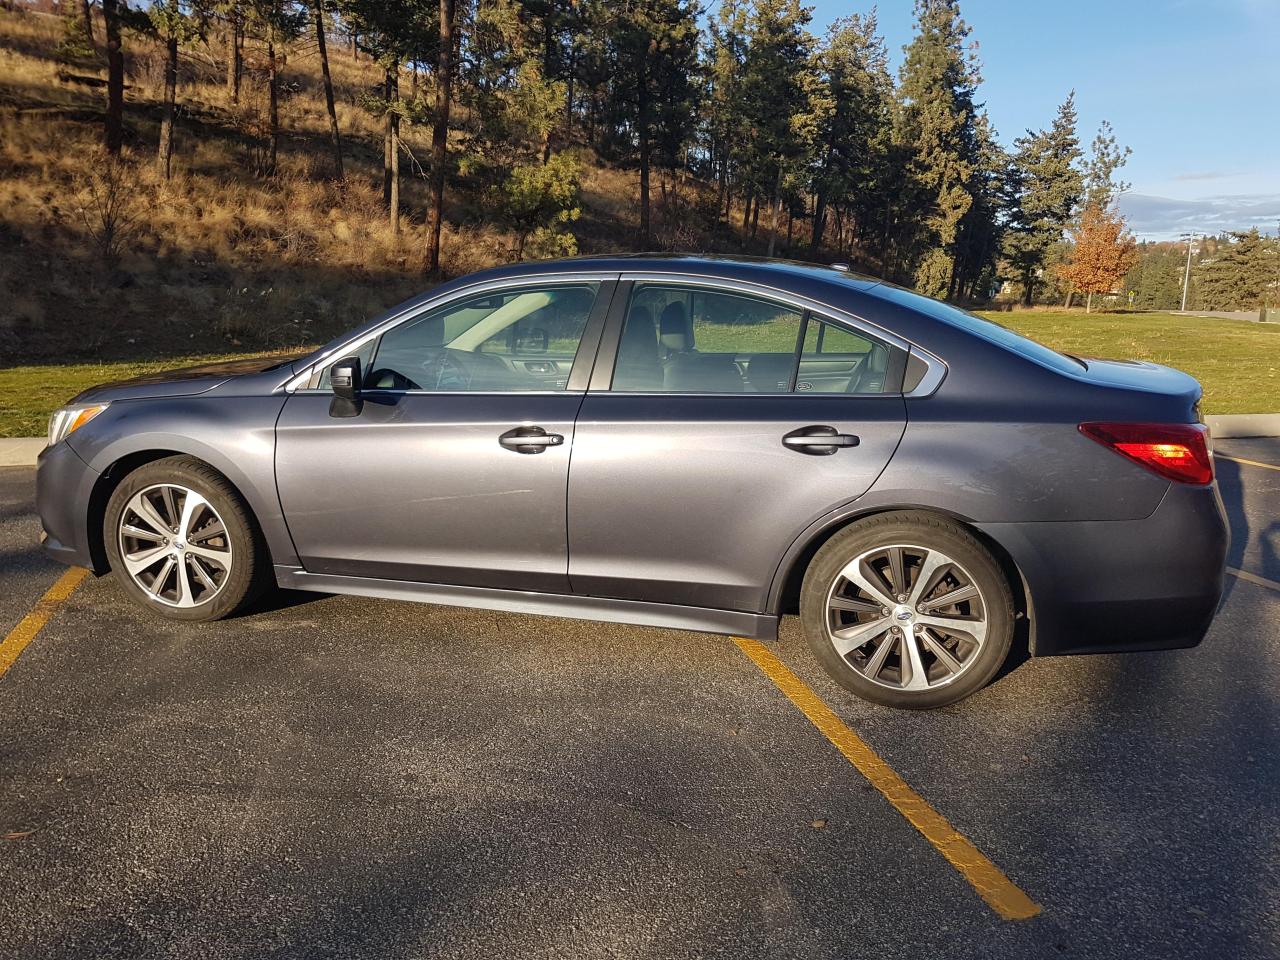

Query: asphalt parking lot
[[1, 441, 1277, 960]]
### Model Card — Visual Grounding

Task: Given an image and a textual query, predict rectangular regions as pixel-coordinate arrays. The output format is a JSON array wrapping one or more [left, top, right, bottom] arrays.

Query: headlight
[[47, 403, 108, 448]]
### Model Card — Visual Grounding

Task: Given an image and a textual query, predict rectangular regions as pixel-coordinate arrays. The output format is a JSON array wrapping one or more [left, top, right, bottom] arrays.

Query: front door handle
[[499, 426, 564, 454], [782, 425, 860, 456]]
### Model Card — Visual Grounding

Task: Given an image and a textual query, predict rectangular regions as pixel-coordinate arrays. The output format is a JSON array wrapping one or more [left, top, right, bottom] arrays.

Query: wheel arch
[[87, 449, 279, 575], [768, 504, 1034, 653]]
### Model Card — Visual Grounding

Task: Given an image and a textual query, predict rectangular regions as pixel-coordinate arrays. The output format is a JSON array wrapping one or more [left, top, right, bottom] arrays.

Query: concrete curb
[[2, 413, 1277, 468], [1205, 414, 1280, 439], [0, 438, 46, 467]]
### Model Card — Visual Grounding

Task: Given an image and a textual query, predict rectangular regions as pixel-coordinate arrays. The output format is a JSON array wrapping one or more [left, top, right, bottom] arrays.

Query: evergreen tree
[[807, 11, 891, 256], [1003, 92, 1083, 304], [705, 0, 749, 220], [1199, 229, 1277, 311], [894, 0, 981, 297], [737, 0, 813, 252], [604, 0, 701, 248], [1083, 119, 1131, 210]]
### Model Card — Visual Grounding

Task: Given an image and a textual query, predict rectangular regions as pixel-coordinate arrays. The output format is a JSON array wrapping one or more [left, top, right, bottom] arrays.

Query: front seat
[[849, 344, 890, 394], [613, 305, 663, 390], [660, 302, 743, 392]]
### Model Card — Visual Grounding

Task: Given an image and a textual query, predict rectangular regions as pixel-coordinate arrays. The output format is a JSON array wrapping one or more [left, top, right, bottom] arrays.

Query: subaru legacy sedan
[[37, 256, 1228, 708]]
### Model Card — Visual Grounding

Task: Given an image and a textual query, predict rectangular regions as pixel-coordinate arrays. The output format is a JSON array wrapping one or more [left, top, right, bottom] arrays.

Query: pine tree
[[1199, 229, 1277, 311], [1003, 92, 1084, 304], [737, 0, 813, 253], [705, 0, 749, 220], [894, 0, 981, 297], [807, 11, 891, 256], [604, 0, 701, 248], [1083, 120, 1131, 211], [342, 0, 437, 229]]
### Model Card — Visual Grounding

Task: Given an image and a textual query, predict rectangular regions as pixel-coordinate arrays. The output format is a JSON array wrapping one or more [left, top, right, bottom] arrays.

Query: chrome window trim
[[905, 346, 948, 398], [286, 272, 620, 393]]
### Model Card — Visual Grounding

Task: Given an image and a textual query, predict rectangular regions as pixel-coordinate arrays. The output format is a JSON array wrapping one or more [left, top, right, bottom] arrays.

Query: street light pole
[[1180, 233, 1194, 312]]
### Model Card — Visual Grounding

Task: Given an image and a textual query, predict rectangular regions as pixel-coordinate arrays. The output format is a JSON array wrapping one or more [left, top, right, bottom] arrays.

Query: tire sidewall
[[800, 513, 1014, 710], [103, 457, 261, 622]]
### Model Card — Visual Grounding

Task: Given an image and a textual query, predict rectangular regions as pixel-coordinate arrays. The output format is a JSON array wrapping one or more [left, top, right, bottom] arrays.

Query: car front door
[[567, 279, 908, 613], [276, 278, 615, 592]]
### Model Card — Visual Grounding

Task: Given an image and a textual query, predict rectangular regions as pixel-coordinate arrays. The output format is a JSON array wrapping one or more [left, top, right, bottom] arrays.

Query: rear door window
[[610, 283, 896, 395], [611, 284, 804, 393]]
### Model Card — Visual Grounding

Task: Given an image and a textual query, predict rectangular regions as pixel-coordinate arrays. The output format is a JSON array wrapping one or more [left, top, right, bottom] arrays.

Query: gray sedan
[[36, 256, 1228, 708]]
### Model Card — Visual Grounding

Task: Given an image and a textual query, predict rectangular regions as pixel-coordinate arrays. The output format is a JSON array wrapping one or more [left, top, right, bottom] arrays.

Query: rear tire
[[103, 456, 269, 622], [799, 511, 1014, 709]]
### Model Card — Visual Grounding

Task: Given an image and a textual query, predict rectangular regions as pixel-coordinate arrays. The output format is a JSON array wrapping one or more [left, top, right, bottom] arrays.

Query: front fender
[[67, 395, 297, 569]]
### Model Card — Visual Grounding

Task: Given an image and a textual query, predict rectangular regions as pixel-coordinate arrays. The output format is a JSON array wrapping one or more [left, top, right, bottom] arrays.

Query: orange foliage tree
[[1059, 203, 1139, 312]]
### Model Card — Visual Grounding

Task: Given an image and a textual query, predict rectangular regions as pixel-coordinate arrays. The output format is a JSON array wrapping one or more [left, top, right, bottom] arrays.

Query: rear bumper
[[36, 439, 100, 570], [978, 482, 1228, 657]]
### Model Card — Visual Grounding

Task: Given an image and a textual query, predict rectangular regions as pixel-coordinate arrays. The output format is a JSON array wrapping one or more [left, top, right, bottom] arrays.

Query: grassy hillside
[[0, 8, 747, 365]]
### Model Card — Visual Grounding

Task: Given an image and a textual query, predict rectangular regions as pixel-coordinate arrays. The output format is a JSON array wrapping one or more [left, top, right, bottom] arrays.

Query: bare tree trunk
[[1085, 291, 1093, 313], [102, 0, 123, 155], [740, 191, 751, 233], [1064, 285, 1075, 309], [226, 10, 242, 104], [313, 0, 343, 179], [765, 167, 782, 258], [387, 67, 400, 233], [427, 0, 455, 275], [266, 38, 278, 176], [382, 66, 394, 205], [80, 0, 94, 43], [157, 32, 177, 178], [750, 195, 760, 239]]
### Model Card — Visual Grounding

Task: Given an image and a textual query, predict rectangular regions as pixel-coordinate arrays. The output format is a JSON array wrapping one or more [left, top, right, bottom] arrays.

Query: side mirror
[[329, 356, 363, 418]]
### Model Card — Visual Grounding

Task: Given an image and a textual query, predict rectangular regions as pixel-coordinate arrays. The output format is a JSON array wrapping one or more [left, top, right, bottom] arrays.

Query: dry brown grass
[[0, 6, 806, 363], [0, 8, 510, 361]]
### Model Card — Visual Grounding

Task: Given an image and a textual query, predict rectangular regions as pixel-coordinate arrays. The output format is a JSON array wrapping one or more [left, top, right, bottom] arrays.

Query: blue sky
[[801, 0, 1280, 240]]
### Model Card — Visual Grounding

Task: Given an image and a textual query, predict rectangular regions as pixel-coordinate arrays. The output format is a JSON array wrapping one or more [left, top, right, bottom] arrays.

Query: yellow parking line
[[733, 637, 1042, 921], [1227, 567, 1280, 593], [1215, 453, 1280, 472], [0, 568, 87, 679]]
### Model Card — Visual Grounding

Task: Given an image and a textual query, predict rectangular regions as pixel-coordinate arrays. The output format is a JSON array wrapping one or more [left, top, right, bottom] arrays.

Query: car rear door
[[275, 278, 616, 592], [567, 278, 908, 613]]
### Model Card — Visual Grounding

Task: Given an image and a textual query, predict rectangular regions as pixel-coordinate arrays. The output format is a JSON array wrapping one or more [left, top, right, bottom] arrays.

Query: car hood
[[71, 355, 304, 405]]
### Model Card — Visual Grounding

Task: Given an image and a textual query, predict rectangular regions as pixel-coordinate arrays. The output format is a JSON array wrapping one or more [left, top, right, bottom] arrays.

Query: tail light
[[1078, 422, 1213, 485]]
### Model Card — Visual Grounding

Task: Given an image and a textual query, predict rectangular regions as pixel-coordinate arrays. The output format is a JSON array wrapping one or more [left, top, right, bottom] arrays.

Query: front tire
[[799, 511, 1014, 709], [104, 456, 268, 622]]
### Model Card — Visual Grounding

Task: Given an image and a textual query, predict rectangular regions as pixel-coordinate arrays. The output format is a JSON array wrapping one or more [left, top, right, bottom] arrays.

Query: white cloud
[[1117, 192, 1280, 240]]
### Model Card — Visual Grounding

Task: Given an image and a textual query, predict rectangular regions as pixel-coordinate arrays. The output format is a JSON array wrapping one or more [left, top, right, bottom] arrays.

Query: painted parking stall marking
[[1227, 567, 1280, 594], [0, 568, 87, 680], [1215, 453, 1280, 473], [733, 637, 1042, 921]]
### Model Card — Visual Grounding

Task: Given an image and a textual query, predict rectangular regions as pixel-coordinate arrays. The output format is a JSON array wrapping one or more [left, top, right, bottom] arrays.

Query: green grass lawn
[[2, 311, 1277, 437], [0, 354, 299, 438], [984, 311, 1280, 415]]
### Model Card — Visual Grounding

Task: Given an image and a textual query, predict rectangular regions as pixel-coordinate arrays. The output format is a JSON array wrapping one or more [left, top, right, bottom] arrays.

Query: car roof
[[464, 253, 887, 293]]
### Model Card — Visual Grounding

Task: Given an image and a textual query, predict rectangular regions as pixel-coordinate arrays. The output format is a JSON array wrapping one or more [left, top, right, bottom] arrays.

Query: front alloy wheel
[[118, 484, 233, 608], [104, 456, 267, 621], [800, 512, 1014, 709]]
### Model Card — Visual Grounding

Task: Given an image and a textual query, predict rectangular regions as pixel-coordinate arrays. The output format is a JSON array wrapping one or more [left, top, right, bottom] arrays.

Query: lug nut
[[880, 606, 890, 616]]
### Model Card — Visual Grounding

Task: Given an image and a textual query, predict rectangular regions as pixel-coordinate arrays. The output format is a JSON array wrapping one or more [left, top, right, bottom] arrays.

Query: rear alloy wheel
[[104, 456, 267, 621], [800, 512, 1014, 709]]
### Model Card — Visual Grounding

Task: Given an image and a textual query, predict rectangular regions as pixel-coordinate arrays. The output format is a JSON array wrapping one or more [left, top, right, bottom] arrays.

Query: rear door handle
[[782, 425, 860, 455], [499, 426, 564, 454]]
